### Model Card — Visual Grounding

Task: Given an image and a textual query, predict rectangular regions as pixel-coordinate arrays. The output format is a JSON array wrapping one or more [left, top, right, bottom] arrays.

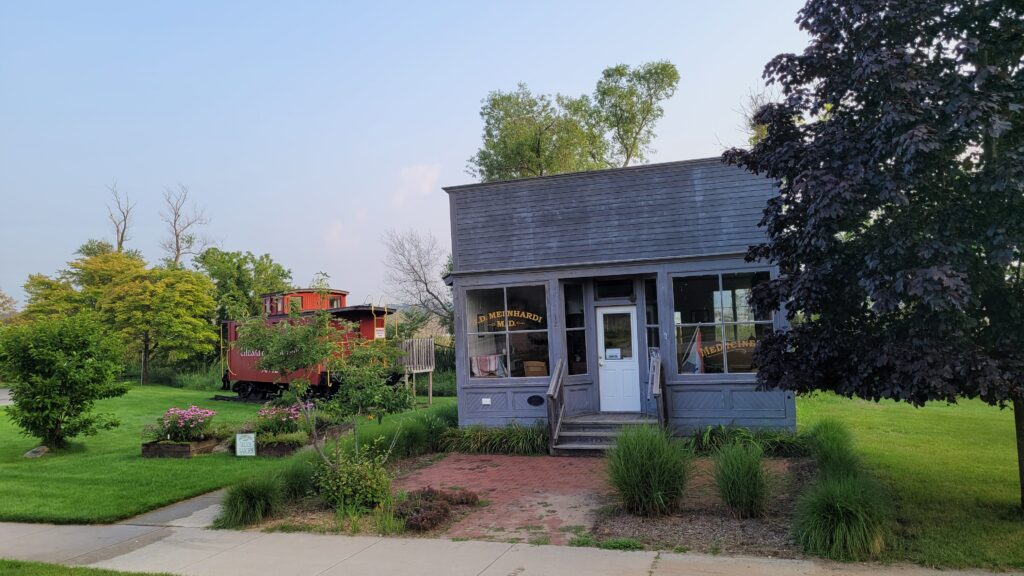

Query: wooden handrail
[[546, 358, 567, 454]]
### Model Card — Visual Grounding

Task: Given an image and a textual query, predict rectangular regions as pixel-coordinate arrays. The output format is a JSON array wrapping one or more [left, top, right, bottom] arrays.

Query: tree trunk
[[1015, 399, 1024, 511], [141, 333, 151, 385]]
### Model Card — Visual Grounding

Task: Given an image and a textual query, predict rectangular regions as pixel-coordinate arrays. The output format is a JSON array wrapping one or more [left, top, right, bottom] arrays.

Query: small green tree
[[0, 314, 127, 448], [333, 338, 410, 424]]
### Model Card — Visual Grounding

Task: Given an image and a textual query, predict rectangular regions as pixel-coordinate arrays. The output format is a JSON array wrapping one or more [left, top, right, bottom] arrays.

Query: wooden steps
[[551, 413, 658, 456]]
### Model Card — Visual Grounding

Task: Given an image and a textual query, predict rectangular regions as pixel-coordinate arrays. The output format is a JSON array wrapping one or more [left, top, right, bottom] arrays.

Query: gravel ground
[[594, 458, 816, 557]]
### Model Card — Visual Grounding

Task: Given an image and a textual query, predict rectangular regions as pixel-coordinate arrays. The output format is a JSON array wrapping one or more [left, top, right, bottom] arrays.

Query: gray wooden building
[[445, 157, 795, 453]]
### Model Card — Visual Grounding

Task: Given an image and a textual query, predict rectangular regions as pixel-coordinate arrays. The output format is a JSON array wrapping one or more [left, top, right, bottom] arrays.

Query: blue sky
[[0, 1, 809, 306]]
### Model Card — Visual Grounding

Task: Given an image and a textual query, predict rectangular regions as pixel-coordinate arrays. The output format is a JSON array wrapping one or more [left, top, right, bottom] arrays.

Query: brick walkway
[[395, 454, 610, 545]]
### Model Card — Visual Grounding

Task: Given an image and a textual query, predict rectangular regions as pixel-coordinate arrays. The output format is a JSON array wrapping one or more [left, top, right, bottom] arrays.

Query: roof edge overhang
[[442, 157, 726, 194]]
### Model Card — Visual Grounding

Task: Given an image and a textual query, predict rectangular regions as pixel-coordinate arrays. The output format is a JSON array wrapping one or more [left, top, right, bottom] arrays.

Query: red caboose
[[222, 288, 394, 399]]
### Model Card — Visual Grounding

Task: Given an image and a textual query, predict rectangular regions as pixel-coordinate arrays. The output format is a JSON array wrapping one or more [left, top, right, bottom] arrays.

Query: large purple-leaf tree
[[725, 0, 1024, 508]]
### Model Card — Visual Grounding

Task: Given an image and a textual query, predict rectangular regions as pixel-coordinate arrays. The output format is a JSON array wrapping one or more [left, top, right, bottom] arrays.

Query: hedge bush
[[607, 425, 692, 516], [714, 440, 768, 518], [687, 425, 809, 457], [314, 454, 391, 512]]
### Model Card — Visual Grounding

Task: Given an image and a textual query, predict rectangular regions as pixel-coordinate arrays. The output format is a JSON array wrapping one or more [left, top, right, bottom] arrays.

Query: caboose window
[[329, 297, 341, 308]]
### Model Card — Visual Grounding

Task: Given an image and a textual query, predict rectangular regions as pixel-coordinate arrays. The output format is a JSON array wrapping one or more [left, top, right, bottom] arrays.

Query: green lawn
[[0, 385, 455, 525], [0, 386, 300, 523], [798, 394, 1023, 569], [0, 559, 173, 576]]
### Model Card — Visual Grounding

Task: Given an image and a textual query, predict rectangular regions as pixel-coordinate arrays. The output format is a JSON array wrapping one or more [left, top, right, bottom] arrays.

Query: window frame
[[465, 284, 550, 380], [671, 271, 773, 377]]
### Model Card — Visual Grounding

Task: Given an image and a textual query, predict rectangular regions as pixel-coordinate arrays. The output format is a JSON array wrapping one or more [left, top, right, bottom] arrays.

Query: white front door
[[596, 306, 641, 412]]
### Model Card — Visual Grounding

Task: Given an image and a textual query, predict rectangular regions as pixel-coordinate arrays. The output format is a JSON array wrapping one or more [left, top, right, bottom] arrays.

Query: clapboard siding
[[446, 158, 775, 273]]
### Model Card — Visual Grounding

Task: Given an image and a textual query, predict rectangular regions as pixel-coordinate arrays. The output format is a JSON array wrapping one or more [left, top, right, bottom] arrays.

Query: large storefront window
[[673, 272, 772, 374], [467, 285, 549, 378]]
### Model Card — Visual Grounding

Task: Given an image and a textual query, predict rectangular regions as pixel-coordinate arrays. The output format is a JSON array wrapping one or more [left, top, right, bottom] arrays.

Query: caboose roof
[[260, 288, 350, 298]]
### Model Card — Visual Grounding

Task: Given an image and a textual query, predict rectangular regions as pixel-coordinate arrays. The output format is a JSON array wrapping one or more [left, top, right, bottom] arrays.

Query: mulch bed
[[593, 457, 816, 557]]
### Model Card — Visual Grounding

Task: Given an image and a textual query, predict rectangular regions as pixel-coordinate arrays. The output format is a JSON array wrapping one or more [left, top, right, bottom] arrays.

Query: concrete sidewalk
[[0, 388, 11, 406], [0, 520, 1012, 576]]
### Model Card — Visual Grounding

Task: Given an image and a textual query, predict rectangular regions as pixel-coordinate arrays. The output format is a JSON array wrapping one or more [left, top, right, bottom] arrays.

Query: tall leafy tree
[[102, 268, 218, 382], [194, 247, 293, 321], [468, 84, 609, 182], [593, 60, 680, 166], [468, 61, 680, 182], [0, 288, 16, 321], [724, 1, 1024, 507]]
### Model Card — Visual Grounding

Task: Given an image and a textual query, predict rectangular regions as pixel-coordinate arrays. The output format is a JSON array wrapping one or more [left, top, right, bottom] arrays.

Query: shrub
[[396, 497, 451, 531], [407, 486, 479, 506], [279, 457, 316, 501], [0, 314, 127, 448], [153, 406, 217, 442], [215, 475, 283, 528], [256, 404, 305, 435], [792, 475, 887, 560], [806, 419, 859, 479], [607, 425, 692, 516], [442, 422, 549, 455], [714, 440, 768, 518], [257, 430, 309, 449], [314, 454, 392, 511]]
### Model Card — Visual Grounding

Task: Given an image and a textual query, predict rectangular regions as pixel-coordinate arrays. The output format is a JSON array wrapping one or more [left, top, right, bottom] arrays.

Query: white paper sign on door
[[606, 348, 622, 360]]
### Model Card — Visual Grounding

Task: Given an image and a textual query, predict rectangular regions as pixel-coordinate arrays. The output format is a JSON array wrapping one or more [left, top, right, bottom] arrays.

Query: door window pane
[[564, 284, 585, 329], [723, 323, 770, 372], [509, 332, 549, 377], [469, 333, 507, 378], [566, 330, 587, 375], [602, 313, 633, 359], [505, 285, 548, 331], [721, 272, 771, 322], [595, 278, 634, 300], [676, 324, 725, 374], [467, 288, 506, 333], [673, 276, 720, 324]]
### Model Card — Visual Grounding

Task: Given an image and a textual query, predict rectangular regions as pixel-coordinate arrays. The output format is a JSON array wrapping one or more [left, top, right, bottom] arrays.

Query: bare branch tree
[[382, 229, 453, 334], [106, 180, 135, 252], [159, 184, 210, 266], [735, 86, 780, 147]]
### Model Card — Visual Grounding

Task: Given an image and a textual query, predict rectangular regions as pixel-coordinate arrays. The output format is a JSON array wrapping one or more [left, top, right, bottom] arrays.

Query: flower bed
[[142, 405, 218, 458]]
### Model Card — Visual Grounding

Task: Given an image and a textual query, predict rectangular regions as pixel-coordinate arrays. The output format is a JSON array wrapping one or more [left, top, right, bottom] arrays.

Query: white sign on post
[[235, 433, 256, 457]]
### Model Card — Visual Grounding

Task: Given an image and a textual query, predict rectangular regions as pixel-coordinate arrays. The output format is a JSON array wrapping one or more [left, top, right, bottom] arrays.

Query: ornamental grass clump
[[713, 440, 768, 518], [806, 419, 860, 480], [155, 406, 217, 442], [792, 475, 887, 561], [214, 475, 283, 528], [279, 457, 316, 501], [607, 425, 692, 516]]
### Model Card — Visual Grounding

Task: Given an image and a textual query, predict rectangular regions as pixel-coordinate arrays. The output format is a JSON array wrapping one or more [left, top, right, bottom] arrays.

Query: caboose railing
[[546, 358, 567, 454]]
